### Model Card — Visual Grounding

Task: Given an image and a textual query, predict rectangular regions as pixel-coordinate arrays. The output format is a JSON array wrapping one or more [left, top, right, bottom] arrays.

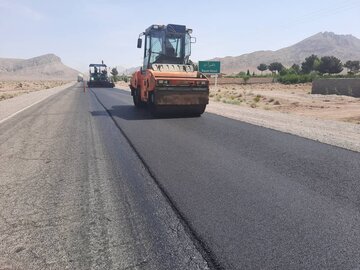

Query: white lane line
[[0, 83, 75, 125], [0, 96, 53, 124]]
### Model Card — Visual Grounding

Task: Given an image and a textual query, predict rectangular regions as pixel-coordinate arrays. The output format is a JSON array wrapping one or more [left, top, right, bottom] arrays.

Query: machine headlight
[[196, 81, 207, 86], [157, 80, 169, 86]]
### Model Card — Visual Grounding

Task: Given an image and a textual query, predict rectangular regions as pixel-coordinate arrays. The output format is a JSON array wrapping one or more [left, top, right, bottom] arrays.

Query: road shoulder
[[0, 81, 76, 124], [207, 101, 360, 153]]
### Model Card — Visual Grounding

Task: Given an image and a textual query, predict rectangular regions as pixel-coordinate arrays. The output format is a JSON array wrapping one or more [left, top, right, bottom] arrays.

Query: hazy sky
[[1, 0, 359, 72]]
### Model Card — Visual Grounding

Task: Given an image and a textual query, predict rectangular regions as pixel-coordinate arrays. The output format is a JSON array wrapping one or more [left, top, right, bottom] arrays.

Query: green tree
[[317, 56, 343, 74], [111, 67, 119, 76], [246, 69, 250, 76], [110, 67, 119, 82], [301, 54, 320, 74], [257, 63, 268, 75], [268, 62, 284, 74], [291, 64, 301, 74], [279, 68, 290, 76], [344, 60, 360, 74]]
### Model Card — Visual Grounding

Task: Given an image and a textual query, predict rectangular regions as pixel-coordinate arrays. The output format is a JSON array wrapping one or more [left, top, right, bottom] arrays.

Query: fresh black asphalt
[[91, 87, 360, 270]]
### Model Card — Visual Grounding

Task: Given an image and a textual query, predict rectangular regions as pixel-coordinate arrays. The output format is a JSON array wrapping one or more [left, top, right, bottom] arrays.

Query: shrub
[[243, 76, 250, 84], [278, 73, 316, 84], [253, 95, 261, 103], [238, 71, 246, 76]]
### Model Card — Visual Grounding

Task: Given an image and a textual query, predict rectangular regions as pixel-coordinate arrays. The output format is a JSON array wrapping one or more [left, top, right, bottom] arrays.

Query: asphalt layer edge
[[89, 88, 224, 270]]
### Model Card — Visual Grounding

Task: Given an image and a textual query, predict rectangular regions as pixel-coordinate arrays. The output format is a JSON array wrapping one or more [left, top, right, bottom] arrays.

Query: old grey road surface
[[1, 83, 360, 269], [0, 83, 209, 270]]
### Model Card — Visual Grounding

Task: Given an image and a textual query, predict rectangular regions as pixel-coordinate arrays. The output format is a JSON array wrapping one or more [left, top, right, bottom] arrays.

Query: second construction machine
[[88, 62, 115, 88], [130, 24, 209, 116]]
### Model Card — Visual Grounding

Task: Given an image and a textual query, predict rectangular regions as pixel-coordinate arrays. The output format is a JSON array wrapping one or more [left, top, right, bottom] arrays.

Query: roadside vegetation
[[110, 68, 129, 83], [227, 55, 360, 84], [210, 84, 278, 109]]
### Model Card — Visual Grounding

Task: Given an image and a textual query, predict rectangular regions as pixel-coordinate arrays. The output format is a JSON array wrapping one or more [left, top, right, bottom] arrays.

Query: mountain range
[[0, 54, 79, 80], [1, 32, 360, 79], [211, 32, 360, 74]]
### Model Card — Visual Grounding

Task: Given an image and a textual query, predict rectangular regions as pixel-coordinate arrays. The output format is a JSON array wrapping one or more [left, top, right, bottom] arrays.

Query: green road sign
[[198, 61, 221, 74]]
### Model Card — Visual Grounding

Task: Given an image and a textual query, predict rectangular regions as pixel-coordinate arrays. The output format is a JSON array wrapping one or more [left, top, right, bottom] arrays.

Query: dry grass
[[210, 83, 360, 124], [0, 81, 68, 101]]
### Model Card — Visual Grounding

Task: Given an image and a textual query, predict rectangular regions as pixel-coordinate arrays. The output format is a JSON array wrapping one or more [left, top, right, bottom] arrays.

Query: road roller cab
[[130, 24, 209, 116]]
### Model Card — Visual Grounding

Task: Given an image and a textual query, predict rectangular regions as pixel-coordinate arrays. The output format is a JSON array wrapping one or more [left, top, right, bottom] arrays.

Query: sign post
[[215, 74, 218, 92], [198, 61, 221, 91]]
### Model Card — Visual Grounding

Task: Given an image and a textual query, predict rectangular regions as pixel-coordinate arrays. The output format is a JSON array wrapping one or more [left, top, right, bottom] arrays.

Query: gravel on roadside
[[207, 101, 360, 153]]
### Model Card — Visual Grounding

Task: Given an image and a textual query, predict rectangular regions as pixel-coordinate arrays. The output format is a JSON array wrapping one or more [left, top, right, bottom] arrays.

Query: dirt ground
[[210, 83, 360, 124], [115, 81, 130, 89], [0, 81, 69, 101]]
